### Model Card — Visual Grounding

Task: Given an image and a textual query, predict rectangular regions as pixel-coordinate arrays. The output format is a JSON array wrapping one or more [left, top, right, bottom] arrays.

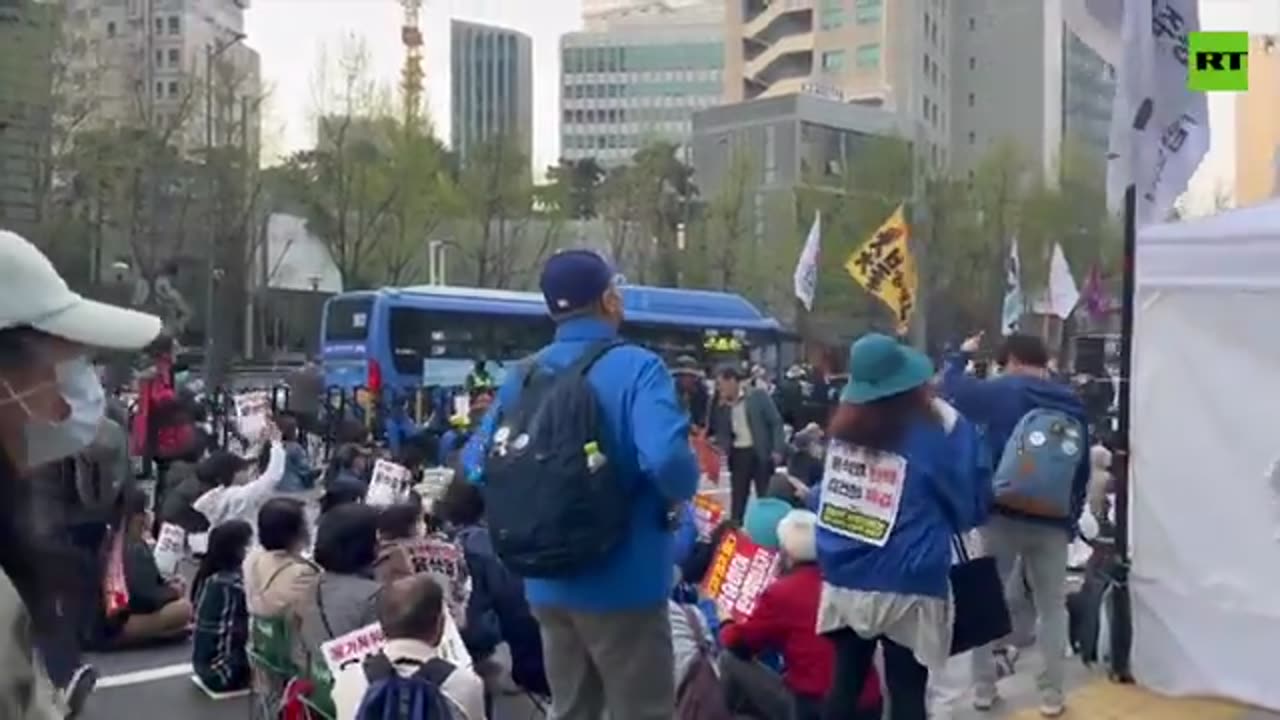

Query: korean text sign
[[700, 529, 781, 622]]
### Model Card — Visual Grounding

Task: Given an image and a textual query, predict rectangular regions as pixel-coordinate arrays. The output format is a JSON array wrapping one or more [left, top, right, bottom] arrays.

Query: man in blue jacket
[[464, 249, 699, 720], [939, 332, 1088, 718]]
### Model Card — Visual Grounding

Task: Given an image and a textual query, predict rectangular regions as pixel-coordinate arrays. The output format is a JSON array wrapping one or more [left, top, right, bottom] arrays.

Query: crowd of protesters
[[0, 229, 1116, 720]]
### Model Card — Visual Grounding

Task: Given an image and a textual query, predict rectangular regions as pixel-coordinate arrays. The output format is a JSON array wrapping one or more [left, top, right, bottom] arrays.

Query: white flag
[[1031, 244, 1081, 319], [1001, 238, 1023, 335], [1107, 0, 1209, 224], [793, 211, 821, 311]]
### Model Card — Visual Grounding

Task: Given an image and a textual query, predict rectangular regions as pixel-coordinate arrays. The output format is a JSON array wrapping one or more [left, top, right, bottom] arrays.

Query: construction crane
[[400, 0, 425, 129]]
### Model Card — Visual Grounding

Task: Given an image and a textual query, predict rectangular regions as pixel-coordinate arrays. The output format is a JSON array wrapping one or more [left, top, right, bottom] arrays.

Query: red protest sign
[[700, 529, 781, 622], [692, 493, 725, 540]]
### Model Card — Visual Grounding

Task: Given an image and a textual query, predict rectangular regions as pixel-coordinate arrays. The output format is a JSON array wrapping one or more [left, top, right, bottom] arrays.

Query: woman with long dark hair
[[812, 334, 991, 720], [191, 520, 254, 694], [0, 229, 163, 718]]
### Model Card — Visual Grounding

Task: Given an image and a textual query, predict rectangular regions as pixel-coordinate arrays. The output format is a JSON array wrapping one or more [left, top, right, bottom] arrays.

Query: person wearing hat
[[710, 364, 787, 524], [671, 355, 710, 429], [812, 333, 991, 720], [0, 229, 164, 718], [462, 249, 698, 720]]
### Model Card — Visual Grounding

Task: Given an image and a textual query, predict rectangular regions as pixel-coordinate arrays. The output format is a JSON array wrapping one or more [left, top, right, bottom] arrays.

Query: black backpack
[[355, 653, 458, 720], [482, 339, 630, 578]]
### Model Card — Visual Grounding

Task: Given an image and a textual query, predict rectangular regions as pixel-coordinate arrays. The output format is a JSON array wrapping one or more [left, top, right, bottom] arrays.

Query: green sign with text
[[1188, 32, 1249, 91]]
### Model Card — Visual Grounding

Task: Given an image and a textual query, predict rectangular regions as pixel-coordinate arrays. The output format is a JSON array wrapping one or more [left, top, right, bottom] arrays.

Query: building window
[[821, 0, 845, 29], [855, 0, 882, 24], [155, 82, 164, 98], [168, 48, 180, 66], [106, 21, 116, 37], [855, 43, 881, 69], [922, 96, 930, 121], [168, 16, 180, 35], [968, 130, 976, 144], [969, 16, 976, 30], [968, 56, 976, 70], [155, 50, 164, 67], [168, 80, 179, 97], [822, 50, 846, 72], [154, 17, 163, 34], [968, 92, 974, 107]]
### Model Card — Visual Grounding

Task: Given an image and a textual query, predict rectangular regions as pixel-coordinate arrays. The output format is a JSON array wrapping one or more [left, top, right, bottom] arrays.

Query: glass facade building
[[561, 12, 724, 166], [1061, 29, 1115, 159], [450, 19, 534, 167]]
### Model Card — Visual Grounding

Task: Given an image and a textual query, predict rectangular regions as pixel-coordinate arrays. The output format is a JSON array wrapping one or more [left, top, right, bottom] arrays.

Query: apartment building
[[450, 19, 533, 167], [62, 0, 261, 155], [722, 0, 951, 177], [561, 0, 725, 166], [1236, 36, 1280, 207], [0, 0, 59, 234]]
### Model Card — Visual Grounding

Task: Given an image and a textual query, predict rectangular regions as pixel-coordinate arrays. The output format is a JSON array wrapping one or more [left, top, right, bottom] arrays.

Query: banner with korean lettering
[[844, 205, 918, 334], [700, 529, 782, 622]]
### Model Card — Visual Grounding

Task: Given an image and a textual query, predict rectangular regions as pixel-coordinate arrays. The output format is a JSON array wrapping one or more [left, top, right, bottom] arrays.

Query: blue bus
[[320, 284, 792, 398]]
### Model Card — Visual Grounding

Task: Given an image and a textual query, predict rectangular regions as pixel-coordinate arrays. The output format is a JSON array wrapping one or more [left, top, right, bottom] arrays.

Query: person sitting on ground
[[435, 476, 547, 697], [244, 498, 319, 618], [100, 487, 193, 648], [161, 450, 249, 535], [191, 520, 254, 694], [295, 503, 383, 660], [192, 423, 286, 531], [275, 415, 317, 493], [720, 509, 883, 720], [373, 502, 423, 584], [334, 575, 487, 720]]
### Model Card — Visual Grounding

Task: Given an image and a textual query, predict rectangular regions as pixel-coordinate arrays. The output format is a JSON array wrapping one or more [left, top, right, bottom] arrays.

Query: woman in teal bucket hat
[[810, 333, 992, 720]]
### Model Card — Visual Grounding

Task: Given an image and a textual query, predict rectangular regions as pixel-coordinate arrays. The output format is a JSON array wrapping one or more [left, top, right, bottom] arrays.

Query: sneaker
[[1039, 700, 1066, 717], [973, 694, 999, 712], [61, 664, 98, 719]]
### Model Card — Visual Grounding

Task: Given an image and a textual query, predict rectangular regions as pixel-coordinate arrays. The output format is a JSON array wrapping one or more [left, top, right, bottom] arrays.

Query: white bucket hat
[[0, 230, 161, 350]]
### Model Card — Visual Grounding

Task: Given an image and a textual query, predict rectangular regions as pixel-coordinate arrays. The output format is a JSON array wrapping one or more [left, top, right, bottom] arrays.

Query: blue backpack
[[992, 408, 1084, 518], [355, 653, 458, 720]]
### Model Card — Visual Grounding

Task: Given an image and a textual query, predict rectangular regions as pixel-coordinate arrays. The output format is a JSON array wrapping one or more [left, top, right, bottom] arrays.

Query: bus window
[[388, 307, 551, 380], [325, 297, 373, 342]]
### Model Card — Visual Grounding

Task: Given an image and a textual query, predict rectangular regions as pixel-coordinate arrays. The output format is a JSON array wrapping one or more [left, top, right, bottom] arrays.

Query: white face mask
[[1, 357, 106, 467]]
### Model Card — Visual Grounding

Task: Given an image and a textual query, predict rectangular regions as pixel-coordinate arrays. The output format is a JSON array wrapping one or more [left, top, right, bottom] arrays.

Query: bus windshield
[[388, 306, 553, 386], [325, 296, 373, 343]]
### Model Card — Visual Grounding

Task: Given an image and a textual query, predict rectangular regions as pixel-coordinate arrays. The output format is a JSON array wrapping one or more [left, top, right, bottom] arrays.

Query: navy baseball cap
[[539, 249, 615, 315]]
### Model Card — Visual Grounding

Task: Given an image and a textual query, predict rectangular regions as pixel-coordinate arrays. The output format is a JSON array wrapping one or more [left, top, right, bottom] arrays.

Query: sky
[[245, 0, 1276, 203]]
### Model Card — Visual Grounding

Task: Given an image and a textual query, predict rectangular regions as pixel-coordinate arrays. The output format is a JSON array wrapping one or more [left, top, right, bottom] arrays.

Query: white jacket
[[193, 441, 286, 529]]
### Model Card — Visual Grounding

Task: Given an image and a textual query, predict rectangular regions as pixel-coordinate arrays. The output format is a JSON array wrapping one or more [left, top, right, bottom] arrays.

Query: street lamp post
[[202, 32, 246, 385]]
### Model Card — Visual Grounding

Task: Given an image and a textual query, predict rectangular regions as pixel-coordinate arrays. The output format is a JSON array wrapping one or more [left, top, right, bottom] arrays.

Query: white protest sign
[[415, 468, 455, 512], [233, 391, 271, 439], [366, 459, 414, 507], [816, 441, 907, 548], [153, 523, 186, 577], [321, 622, 386, 676]]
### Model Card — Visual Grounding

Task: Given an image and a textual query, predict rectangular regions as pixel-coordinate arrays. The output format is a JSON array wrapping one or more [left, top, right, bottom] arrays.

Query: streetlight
[[202, 32, 247, 384]]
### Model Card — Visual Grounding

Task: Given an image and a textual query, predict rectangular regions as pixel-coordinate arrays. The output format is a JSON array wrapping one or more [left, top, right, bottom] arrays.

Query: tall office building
[[950, 2, 1115, 183], [61, 0, 261, 155], [0, 0, 59, 234], [1236, 36, 1280, 207], [450, 19, 534, 167], [561, 1, 724, 166], [722, 0, 951, 177]]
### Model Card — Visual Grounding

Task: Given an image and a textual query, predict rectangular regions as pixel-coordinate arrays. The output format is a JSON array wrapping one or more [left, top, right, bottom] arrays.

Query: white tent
[[1132, 198, 1280, 712]]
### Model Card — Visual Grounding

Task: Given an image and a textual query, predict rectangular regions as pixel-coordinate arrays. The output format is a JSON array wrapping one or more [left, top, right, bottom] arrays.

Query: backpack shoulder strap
[[415, 657, 456, 687], [362, 652, 396, 683], [565, 339, 626, 379]]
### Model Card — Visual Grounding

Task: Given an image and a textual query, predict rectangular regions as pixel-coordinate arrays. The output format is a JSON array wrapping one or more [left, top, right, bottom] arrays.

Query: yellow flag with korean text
[[844, 205, 918, 333]]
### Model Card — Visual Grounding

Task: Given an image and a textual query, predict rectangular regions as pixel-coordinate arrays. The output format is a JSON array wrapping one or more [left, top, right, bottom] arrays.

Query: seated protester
[[435, 477, 547, 697], [192, 425, 286, 530], [162, 451, 249, 534], [244, 498, 320, 618], [295, 504, 382, 661], [192, 520, 254, 694], [324, 444, 369, 495], [334, 576, 487, 720], [276, 415, 316, 493], [99, 487, 193, 648], [668, 567, 717, 696], [719, 509, 883, 720], [372, 502, 423, 584]]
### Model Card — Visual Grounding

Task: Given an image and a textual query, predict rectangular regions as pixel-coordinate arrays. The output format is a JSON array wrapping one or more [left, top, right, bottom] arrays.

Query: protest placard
[[321, 622, 386, 676], [691, 493, 725, 540], [700, 529, 781, 622], [817, 441, 906, 548], [233, 391, 271, 440], [366, 459, 414, 507], [153, 523, 186, 578], [416, 467, 455, 512]]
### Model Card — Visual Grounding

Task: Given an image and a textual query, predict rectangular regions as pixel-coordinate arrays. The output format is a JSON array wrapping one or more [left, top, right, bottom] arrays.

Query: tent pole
[[1110, 184, 1136, 683]]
